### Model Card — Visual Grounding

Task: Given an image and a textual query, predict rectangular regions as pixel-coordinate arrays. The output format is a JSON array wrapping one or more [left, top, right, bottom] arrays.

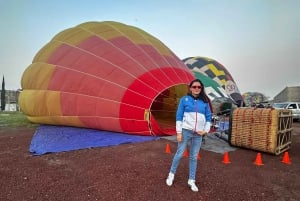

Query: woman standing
[[166, 79, 212, 192]]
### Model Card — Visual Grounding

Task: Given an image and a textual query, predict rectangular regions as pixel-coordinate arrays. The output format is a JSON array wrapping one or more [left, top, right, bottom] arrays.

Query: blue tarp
[[29, 125, 158, 155]]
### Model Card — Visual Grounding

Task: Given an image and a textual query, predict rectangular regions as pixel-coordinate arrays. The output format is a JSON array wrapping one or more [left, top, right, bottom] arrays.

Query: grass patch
[[0, 111, 39, 128]]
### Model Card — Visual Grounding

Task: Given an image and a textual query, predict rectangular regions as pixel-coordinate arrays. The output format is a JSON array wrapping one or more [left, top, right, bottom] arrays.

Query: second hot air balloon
[[183, 56, 244, 107]]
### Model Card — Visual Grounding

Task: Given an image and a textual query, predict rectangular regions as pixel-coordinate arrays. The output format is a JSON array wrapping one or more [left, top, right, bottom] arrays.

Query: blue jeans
[[169, 128, 202, 180]]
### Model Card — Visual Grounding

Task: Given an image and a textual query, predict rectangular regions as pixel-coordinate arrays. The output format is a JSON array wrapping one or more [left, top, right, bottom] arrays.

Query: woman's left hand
[[197, 131, 207, 136]]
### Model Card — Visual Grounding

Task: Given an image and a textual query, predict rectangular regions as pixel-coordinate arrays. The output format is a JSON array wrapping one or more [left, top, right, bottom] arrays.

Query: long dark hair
[[188, 79, 210, 103]]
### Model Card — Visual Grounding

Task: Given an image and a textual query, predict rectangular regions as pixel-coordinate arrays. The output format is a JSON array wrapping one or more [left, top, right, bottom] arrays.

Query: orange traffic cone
[[281, 151, 291, 165], [183, 149, 189, 158], [197, 153, 201, 160], [165, 143, 171, 154], [254, 153, 264, 166], [222, 152, 231, 164]]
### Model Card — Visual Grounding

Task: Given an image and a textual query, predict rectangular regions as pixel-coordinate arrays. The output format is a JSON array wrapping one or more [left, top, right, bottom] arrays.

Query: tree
[[1, 75, 5, 111]]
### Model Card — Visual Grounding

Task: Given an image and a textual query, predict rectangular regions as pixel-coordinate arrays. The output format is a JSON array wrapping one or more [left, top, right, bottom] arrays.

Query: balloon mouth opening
[[150, 84, 188, 135]]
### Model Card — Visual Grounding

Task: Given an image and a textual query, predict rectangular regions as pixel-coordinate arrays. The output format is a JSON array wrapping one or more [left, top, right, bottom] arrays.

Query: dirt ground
[[0, 122, 299, 201]]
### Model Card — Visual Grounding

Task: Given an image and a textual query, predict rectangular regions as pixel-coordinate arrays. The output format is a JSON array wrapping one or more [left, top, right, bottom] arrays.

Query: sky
[[0, 0, 299, 99]]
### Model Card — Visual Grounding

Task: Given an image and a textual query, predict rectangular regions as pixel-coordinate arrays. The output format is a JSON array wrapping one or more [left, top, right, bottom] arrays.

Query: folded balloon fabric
[[29, 125, 159, 155]]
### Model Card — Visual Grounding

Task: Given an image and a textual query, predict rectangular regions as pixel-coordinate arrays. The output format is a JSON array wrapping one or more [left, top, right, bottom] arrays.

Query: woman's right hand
[[177, 133, 182, 142]]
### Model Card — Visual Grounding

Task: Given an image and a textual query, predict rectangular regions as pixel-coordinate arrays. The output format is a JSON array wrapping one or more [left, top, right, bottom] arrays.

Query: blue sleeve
[[205, 102, 212, 122], [176, 97, 185, 121]]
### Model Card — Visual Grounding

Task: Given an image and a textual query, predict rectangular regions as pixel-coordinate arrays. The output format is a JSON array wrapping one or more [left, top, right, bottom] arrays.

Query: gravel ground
[[0, 122, 299, 201]]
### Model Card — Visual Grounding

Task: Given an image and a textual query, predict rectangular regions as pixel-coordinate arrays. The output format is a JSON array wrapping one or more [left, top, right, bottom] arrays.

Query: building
[[0, 90, 21, 111], [273, 86, 300, 103]]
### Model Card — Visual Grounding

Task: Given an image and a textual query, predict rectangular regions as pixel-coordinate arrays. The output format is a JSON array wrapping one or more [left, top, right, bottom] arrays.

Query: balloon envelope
[[19, 21, 195, 136], [183, 56, 244, 106], [242, 92, 268, 107]]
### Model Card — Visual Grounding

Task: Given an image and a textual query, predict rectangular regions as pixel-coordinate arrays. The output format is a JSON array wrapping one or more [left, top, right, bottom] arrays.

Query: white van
[[272, 102, 300, 121]]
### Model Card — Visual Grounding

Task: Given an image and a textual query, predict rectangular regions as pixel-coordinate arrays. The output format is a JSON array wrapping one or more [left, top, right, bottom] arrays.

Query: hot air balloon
[[19, 21, 195, 136], [242, 92, 268, 107], [183, 56, 244, 107]]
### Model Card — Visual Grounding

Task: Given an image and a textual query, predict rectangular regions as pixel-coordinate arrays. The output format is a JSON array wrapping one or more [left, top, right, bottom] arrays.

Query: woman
[[166, 79, 212, 192]]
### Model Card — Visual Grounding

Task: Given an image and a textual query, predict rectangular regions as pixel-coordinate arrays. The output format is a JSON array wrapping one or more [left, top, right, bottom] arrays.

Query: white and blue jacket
[[176, 94, 212, 133]]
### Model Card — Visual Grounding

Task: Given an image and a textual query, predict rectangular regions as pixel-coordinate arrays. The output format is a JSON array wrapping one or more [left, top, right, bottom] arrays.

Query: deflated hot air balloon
[[19, 21, 195, 136], [242, 92, 268, 107], [183, 56, 244, 107]]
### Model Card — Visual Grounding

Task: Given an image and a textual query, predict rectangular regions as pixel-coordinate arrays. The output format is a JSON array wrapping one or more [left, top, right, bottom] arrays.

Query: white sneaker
[[188, 179, 198, 192], [166, 172, 174, 186]]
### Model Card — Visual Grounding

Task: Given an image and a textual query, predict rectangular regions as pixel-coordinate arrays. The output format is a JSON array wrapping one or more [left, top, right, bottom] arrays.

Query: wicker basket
[[229, 108, 293, 155]]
